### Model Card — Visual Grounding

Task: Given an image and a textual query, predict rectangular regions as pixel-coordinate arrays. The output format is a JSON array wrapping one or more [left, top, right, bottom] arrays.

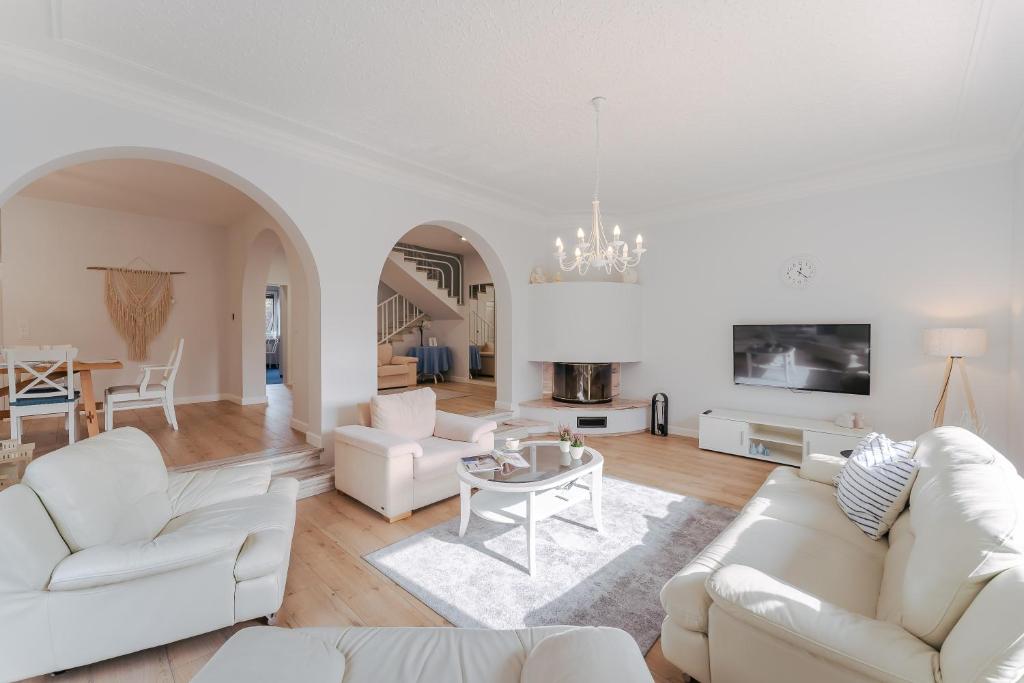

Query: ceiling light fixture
[[554, 97, 645, 275]]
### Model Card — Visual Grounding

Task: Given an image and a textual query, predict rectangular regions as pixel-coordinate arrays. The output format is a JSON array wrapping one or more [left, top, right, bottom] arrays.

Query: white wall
[[0, 74, 542, 457], [624, 163, 1016, 453], [0, 196, 227, 401], [1010, 148, 1024, 461]]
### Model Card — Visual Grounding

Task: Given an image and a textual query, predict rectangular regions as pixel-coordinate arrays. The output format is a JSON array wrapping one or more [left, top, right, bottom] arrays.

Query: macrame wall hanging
[[89, 259, 183, 361]]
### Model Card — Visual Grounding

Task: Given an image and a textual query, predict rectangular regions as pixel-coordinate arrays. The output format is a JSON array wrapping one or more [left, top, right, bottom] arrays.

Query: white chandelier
[[554, 96, 645, 275]]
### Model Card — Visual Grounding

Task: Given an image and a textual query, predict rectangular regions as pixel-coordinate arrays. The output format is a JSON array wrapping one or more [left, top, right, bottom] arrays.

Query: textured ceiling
[[402, 225, 480, 256], [1, 1, 1023, 214], [19, 159, 261, 226]]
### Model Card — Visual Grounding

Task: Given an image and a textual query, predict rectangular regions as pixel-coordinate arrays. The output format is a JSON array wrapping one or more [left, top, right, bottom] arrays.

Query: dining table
[[0, 359, 125, 437]]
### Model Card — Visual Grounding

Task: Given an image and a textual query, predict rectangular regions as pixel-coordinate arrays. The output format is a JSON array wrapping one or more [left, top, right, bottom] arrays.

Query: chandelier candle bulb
[[613, 225, 621, 238]]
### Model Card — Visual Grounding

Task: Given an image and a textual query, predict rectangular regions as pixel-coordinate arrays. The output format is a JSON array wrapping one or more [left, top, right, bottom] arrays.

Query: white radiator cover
[[527, 282, 642, 362]]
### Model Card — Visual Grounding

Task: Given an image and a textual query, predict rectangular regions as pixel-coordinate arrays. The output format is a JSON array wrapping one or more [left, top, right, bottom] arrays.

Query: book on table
[[461, 450, 529, 474]]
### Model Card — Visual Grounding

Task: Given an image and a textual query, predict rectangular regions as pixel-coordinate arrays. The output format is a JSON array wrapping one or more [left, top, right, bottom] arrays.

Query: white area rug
[[379, 386, 470, 400], [364, 477, 737, 652]]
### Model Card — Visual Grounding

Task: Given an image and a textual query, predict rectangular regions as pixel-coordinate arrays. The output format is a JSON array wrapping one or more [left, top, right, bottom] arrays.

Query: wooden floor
[[10, 384, 305, 466], [10, 381, 496, 468], [24, 425, 775, 683]]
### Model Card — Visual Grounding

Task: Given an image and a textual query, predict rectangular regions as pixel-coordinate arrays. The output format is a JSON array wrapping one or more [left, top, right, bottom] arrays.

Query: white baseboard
[[494, 400, 514, 412], [91, 394, 227, 414], [305, 432, 322, 448], [668, 425, 699, 438], [290, 418, 309, 432]]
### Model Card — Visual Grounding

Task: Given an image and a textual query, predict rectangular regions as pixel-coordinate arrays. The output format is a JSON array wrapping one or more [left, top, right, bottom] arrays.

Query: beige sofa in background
[[377, 343, 418, 389], [334, 388, 496, 522], [660, 426, 1024, 683]]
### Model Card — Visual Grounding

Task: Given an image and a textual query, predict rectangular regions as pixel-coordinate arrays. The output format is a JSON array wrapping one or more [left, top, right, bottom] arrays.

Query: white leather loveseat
[[193, 624, 655, 682], [0, 427, 299, 682], [660, 426, 1024, 683], [334, 388, 497, 521]]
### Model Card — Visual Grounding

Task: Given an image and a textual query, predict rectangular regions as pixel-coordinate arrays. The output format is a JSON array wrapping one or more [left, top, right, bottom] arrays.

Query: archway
[[373, 220, 514, 415], [0, 148, 323, 450]]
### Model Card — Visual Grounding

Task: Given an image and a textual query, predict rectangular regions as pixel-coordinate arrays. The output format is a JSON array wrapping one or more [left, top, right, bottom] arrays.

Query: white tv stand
[[698, 408, 870, 467]]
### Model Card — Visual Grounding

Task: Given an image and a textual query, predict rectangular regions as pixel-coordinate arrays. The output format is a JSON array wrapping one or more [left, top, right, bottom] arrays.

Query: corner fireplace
[[552, 362, 613, 404]]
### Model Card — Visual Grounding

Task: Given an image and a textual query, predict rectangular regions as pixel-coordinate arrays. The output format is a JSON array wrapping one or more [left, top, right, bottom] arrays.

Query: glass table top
[[469, 441, 597, 484]]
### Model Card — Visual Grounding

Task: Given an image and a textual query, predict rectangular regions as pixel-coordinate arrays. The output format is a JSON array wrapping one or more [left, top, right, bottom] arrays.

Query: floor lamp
[[924, 328, 987, 430]]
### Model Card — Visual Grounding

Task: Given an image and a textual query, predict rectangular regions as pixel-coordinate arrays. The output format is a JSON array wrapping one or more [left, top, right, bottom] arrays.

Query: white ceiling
[[18, 159, 261, 226], [2, 1, 1023, 214], [402, 225, 480, 256]]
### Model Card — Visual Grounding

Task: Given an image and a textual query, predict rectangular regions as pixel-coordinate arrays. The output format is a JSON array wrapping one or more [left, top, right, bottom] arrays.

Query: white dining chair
[[3, 345, 79, 444], [104, 338, 184, 432]]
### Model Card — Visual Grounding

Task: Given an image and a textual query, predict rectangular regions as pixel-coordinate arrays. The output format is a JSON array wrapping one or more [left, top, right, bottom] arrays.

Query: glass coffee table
[[455, 440, 603, 577]]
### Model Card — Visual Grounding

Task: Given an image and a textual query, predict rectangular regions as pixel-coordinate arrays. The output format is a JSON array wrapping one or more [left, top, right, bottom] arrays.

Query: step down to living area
[[170, 444, 333, 500]]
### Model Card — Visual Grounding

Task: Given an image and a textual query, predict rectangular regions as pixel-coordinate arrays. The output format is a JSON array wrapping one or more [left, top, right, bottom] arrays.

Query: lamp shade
[[923, 328, 987, 358]]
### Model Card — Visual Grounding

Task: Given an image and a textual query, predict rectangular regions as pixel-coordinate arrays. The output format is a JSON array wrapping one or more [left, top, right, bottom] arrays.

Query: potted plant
[[557, 425, 572, 453], [569, 432, 585, 461]]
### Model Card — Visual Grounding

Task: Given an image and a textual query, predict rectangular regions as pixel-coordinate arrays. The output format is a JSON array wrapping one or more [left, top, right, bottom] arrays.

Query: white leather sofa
[[660, 426, 1024, 683], [334, 388, 497, 521], [193, 624, 654, 683], [0, 427, 298, 682]]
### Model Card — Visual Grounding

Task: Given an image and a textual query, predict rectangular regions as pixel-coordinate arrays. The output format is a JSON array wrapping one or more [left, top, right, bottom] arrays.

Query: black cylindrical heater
[[651, 393, 668, 436]]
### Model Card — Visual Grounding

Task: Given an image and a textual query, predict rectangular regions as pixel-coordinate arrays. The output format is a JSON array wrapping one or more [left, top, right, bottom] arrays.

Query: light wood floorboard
[[22, 384, 775, 682]]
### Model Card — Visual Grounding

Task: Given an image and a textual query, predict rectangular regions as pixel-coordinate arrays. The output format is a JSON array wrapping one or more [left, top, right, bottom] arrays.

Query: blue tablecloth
[[469, 345, 482, 372], [406, 346, 453, 375]]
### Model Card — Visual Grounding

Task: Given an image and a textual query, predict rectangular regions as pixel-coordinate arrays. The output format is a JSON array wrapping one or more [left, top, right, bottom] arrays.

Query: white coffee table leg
[[591, 466, 603, 533], [527, 491, 537, 577], [459, 481, 471, 537]]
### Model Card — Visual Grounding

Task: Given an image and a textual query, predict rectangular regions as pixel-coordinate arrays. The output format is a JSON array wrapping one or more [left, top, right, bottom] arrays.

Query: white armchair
[[0, 427, 298, 681], [334, 388, 497, 522]]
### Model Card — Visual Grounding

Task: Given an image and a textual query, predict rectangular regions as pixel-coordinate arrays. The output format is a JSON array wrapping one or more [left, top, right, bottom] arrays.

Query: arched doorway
[[374, 222, 512, 416], [0, 149, 322, 457]]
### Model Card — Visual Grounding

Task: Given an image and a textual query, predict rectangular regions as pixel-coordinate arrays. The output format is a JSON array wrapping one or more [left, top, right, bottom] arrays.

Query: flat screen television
[[733, 324, 871, 395]]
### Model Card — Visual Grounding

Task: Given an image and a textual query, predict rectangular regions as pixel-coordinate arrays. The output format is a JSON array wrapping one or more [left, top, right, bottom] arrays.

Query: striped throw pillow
[[835, 433, 918, 539]]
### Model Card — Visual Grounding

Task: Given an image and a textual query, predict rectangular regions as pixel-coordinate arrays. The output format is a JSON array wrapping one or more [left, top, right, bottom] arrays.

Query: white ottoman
[[194, 625, 654, 683]]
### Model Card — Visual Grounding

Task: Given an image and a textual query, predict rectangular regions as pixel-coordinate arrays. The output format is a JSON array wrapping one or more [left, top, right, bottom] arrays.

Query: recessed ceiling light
[[460, 236, 467, 241]]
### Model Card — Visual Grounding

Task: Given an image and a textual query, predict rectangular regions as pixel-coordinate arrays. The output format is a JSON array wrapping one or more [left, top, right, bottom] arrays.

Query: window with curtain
[[265, 286, 280, 339]]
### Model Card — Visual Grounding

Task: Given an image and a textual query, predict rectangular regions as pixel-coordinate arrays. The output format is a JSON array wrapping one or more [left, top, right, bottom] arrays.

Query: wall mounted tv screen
[[733, 324, 871, 395]]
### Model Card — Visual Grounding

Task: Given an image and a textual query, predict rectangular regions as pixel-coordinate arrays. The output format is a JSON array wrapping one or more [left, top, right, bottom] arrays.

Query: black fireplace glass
[[552, 362, 612, 404]]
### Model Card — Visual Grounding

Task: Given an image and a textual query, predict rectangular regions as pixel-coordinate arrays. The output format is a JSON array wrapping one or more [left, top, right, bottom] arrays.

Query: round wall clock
[[781, 255, 818, 289]]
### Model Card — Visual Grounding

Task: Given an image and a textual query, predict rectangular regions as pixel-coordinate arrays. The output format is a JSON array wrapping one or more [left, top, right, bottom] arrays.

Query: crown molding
[[621, 143, 1014, 226], [0, 41, 548, 225], [1, 39, 1020, 230]]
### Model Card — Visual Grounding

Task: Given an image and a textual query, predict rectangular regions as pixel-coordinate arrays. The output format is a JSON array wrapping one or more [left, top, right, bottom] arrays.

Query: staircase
[[170, 444, 332, 499], [393, 243, 463, 304], [380, 246, 465, 322], [378, 293, 425, 344]]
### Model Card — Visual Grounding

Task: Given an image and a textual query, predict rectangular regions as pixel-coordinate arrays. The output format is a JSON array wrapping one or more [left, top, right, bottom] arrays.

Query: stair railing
[[393, 243, 463, 305], [469, 308, 495, 346], [378, 293, 423, 344]]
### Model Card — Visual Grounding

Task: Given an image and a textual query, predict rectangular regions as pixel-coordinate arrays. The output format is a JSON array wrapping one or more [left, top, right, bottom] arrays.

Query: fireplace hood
[[527, 282, 642, 363]]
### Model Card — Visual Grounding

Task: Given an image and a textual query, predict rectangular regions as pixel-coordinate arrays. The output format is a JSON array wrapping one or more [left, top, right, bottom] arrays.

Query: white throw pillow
[[370, 388, 437, 440], [835, 432, 918, 540], [521, 627, 653, 683]]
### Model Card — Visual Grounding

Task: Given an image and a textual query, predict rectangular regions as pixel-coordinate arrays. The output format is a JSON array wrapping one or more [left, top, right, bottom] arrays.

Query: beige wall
[[0, 197, 311, 435], [0, 196, 228, 401]]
